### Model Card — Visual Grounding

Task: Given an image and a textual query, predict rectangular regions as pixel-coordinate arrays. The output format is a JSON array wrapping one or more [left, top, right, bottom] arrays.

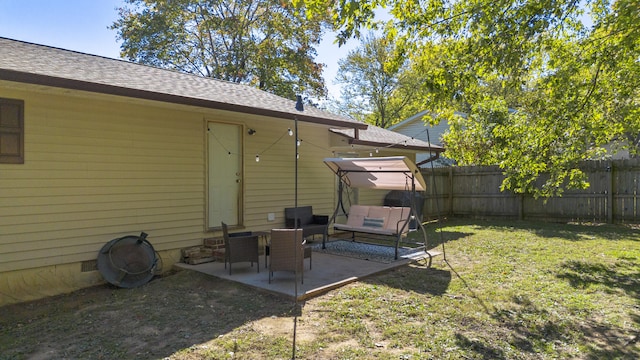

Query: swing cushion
[[387, 208, 409, 232], [336, 205, 412, 236], [368, 207, 389, 225], [362, 217, 385, 228], [345, 205, 370, 227]]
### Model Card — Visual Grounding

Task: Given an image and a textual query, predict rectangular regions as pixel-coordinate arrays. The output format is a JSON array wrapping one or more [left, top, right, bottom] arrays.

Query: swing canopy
[[323, 156, 426, 191]]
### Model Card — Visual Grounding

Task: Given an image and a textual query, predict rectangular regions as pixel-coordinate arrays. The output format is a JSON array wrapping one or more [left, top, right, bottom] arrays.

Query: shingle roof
[[330, 124, 444, 152], [0, 37, 446, 152], [0, 37, 366, 129]]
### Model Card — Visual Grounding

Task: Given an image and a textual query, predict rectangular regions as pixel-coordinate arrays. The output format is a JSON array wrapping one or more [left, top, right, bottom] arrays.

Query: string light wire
[[252, 120, 438, 162]]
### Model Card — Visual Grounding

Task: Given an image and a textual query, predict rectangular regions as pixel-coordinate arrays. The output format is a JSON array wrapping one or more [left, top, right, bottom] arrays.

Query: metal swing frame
[[322, 156, 431, 262]]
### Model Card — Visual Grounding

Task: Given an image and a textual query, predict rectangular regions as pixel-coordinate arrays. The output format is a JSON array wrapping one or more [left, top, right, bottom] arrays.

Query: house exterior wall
[[239, 118, 338, 228], [0, 85, 206, 304], [391, 116, 449, 145], [391, 117, 449, 165], [0, 83, 338, 305]]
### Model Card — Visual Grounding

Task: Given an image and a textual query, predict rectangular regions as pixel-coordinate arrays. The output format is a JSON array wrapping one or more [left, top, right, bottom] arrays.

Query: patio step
[[181, 245, 220, 265]]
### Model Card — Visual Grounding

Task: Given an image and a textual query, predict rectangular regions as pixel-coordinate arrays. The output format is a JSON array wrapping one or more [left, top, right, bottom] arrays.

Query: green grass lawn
[[1, 219, 638, 359], [308, 219, 640, 359]]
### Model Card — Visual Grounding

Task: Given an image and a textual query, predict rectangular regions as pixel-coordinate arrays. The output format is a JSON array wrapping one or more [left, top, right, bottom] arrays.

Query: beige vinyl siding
[[240, 121, 337, 229], [0, 83, 347, 277], [0, 87, 206, 273], [3, 81, 409, 304], [0, 98, 24, 164]]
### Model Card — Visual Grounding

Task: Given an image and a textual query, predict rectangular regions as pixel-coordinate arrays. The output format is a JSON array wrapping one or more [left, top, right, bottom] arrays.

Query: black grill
[[384, 190, 425, 228]]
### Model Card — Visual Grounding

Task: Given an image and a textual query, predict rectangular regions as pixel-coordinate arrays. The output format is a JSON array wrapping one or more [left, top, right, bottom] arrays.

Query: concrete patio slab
[[175, 249, 439, 301]]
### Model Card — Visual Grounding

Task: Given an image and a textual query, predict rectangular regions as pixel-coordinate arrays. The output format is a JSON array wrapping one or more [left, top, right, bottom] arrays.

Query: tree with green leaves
[[298, 0, 639, 197], [333, 33, 421, 127], [111, 0, 329, 100]]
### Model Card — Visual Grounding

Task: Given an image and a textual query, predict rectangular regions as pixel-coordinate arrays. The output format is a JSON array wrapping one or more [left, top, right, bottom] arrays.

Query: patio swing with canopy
[[322, 156, 431, 262]]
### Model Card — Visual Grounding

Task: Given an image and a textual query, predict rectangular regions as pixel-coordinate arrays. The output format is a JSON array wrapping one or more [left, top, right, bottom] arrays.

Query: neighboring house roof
[[330, 124, 444, 153], [0, 37, 366, 130]]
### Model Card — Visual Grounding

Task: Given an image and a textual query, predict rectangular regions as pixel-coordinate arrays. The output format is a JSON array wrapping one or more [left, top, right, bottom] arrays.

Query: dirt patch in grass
[[0, 270, 298, 359]]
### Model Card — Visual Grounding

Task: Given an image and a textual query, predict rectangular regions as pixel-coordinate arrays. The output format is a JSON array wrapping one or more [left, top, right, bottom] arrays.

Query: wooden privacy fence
[[420, 159, 640, 224]]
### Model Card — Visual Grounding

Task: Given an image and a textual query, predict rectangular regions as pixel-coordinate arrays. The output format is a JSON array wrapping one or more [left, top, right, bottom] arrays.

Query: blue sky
[[0, 0, 357, 99]]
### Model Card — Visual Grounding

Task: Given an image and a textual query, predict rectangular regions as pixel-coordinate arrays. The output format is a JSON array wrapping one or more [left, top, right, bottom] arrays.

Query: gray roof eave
[[348, 138, 445, 152], [0, 68, 367, 129], [330, 127, 445, 152]]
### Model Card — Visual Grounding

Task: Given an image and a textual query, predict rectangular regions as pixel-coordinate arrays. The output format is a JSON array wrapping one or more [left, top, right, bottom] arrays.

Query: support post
[[448, 166, 454, 216], [325, 174, 344, 249], [607, 161, 614, 224]]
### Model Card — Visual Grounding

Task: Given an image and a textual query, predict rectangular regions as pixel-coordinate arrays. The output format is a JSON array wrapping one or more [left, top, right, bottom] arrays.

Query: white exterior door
[[208, 122, 242, 228]]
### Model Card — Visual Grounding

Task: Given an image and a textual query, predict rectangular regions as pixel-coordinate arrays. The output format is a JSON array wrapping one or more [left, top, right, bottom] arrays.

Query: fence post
[[516, 193, 524, 220], [607, 161, 614, 224], [448, 166, 454, 216]]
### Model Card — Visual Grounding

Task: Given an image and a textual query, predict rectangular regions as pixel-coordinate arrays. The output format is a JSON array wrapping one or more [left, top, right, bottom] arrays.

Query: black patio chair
[[221, 222, 260, 275]]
